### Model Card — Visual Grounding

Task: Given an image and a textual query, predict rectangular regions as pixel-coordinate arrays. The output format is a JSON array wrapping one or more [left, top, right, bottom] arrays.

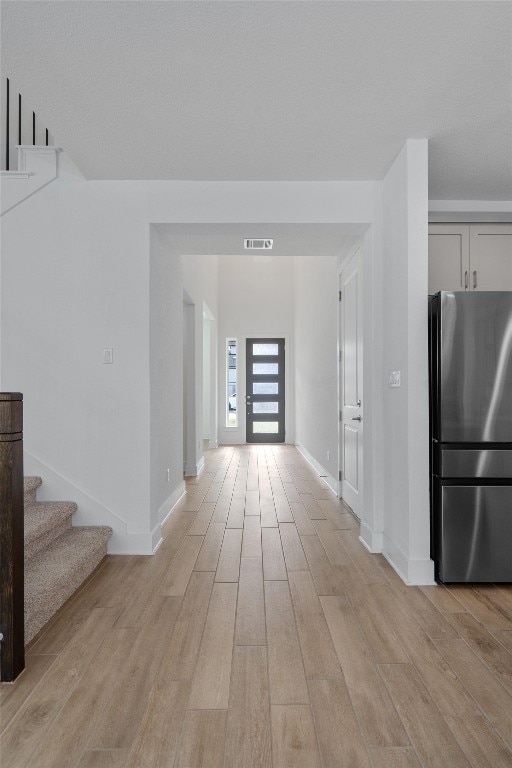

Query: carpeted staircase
[[24, 476, 112, 644]]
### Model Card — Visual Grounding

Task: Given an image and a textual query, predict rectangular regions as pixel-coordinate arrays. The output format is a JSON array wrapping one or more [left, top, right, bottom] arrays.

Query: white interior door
[[339, 252, 363, 518]]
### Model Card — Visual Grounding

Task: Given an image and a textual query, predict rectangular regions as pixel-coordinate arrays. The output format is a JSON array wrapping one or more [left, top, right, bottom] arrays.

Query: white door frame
[[183, 291, 197, 475], [338, 246, 363, 516], [202, 302, 218, 449]]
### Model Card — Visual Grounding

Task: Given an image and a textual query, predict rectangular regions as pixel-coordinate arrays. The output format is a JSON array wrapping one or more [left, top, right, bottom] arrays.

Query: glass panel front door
[[246, 338, 285, 443]]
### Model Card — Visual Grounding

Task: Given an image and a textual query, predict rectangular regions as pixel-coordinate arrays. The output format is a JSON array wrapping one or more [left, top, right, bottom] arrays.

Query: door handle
[[464, 270, 468, 290], [473, 270, 477, 289], [351, 416, 362, 422]]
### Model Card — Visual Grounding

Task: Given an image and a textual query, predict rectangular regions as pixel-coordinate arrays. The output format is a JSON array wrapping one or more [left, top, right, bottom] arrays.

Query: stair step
[[24, 475, 42, 505], [24, 501, 77, 561], [25, 526, 112, 644]]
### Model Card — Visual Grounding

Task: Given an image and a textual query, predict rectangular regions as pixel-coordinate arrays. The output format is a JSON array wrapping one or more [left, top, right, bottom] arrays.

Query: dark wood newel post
[[0, 393, 24, 681]]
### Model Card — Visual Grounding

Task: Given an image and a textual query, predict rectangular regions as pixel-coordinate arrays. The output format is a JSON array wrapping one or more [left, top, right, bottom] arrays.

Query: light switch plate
[[103, 348, 113, 364], [389, 370, 401, 387]]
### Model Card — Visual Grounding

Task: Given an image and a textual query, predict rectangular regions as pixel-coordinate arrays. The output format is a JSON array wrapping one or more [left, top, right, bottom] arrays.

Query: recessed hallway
[[1, 445, 512, 767]]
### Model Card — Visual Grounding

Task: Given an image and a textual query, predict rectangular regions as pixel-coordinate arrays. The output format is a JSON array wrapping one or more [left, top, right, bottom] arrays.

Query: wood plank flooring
[[2, 445, 512, 767]]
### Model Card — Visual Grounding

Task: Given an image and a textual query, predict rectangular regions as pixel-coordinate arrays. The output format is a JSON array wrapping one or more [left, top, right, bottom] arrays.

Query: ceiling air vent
[[244, 239, 273, 250]]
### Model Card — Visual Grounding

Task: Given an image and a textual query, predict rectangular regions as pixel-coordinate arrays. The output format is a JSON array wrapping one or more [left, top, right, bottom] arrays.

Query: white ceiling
[[2, 1, 511, 199]]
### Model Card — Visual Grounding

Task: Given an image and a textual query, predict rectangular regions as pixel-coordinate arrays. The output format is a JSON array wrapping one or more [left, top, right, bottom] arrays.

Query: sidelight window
[[226, 339, 237, 427]]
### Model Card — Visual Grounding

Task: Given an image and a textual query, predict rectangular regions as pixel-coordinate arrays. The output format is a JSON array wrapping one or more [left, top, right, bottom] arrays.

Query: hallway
[[1, 445, 512, 767]]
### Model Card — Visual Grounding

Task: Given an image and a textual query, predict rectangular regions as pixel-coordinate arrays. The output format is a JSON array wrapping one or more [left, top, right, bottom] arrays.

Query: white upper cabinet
[[469, 225, 512, 291], [428, 225, 469, 293], [428, 224, 512, 294]]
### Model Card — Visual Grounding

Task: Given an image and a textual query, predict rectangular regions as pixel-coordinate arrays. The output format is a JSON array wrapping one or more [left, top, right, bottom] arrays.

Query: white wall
[[358, 218, 385, 555], [1, 153, 153, 553], [380, 140, 434, 584], [217, 255, 295, 444], [181, 254, 218, 468], [2, 141, 506, 578], [294, 255, 339, 485], [149, 227, 185, 542], [1, 154, 397, 561]]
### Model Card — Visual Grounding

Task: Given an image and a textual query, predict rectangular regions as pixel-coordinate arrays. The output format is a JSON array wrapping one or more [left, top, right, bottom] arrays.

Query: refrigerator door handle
[[464, 270, 469, 290], [473, 270, 477, 289]]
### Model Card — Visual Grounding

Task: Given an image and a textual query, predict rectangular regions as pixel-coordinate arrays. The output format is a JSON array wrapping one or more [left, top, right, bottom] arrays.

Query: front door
[[246, 338, 285, 443], [339, 252, 363, 518]]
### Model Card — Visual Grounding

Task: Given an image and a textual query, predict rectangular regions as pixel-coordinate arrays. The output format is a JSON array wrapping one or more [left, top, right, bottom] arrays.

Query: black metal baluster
[[5, 82, 52, 167], [6, 78, 10, 170]]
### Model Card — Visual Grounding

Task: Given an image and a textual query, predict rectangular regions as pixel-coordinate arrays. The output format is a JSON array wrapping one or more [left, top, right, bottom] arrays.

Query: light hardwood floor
[[1, 445, 512, 767]]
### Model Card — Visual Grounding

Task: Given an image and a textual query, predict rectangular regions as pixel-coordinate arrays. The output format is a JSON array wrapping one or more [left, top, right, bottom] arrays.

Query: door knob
[[351, 416, 362, 422]]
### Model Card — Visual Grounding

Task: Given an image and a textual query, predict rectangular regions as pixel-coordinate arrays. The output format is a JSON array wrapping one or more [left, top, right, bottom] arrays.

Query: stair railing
[[0, 393, 25, 682], [4, 77, 50, 171]]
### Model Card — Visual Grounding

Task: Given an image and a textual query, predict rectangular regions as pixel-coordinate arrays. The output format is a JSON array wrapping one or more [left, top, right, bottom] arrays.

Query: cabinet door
[[428, 225, 469, 294], [469, 224, 512, 291]]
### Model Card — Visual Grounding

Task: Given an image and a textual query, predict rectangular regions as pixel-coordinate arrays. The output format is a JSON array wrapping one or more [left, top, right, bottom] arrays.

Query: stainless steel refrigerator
[[429, 291, 512, 583]]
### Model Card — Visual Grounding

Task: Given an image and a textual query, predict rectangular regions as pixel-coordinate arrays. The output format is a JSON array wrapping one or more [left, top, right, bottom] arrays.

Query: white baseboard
[[382, 533, 436, 585], [359, 522, 383, 553], [185, 455, 205, 477], [295, 443, 337, 494], [159, 481, 186, 526], [152, 480, 187, 553]]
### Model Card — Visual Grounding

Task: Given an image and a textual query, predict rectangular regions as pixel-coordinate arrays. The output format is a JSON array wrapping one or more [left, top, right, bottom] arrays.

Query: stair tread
[[25, 526, 112, 643], [24, 475, 42, 493], [24, 500, 77, 544], [26, 526, 112, 589], [21, 474, 113, 644]]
